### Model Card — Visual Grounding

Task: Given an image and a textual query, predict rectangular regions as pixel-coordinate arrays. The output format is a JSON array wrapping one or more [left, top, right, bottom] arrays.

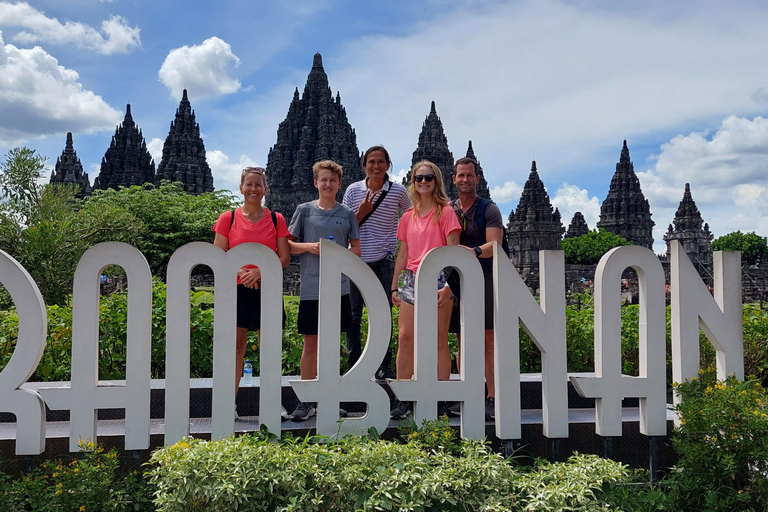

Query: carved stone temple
[[663, 183, 713, 270], [565, 212, 589, 238], [93, 105, 156, 191], [464, 140, 492, 200], [408, 101, 457, 198], [155, 89, 214, 195], [596, 140, 654, 249], [49, 132, 92, 199], [265, 53, 364, 224], [507, 161, 565, 274]]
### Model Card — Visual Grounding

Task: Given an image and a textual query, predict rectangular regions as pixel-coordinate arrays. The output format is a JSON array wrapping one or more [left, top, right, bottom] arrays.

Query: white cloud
[[147, 137, 164, 166], [0, 2, 140, 55], [0, 30, 123, 144], [638, 115, 768, 251], [551, 184, 601, 230], [207, 149, 258, 195], [158, 37, 241, 99], [312, 0, 768, 207], [490, 181, 523, 204]]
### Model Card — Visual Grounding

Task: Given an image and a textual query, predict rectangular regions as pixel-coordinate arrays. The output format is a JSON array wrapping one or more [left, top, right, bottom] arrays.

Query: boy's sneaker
[[485, 397, 495, 421], [446, 402, 461, 417], [390, 400, 412, 420], [375, 366, 397, 380], [291, 402, 316, 421], [281, 406, 290, 421]]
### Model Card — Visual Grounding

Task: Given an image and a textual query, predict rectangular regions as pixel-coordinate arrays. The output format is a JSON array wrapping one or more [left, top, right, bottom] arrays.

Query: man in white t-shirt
[[342, 146, 412, 378]]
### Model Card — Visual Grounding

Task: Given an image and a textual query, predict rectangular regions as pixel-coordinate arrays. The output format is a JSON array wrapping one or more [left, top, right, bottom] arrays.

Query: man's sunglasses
[[413, 174, 435, 183]]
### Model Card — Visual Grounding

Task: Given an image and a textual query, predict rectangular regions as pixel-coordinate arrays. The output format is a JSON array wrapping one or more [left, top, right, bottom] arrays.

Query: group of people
[[212, 146, 504, 422]]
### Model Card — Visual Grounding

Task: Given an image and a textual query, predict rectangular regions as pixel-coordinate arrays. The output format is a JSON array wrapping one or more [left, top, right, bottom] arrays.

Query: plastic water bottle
[[243, 360, 253, 386]]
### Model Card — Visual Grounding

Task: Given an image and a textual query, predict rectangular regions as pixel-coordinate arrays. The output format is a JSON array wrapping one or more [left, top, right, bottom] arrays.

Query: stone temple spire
[[94, 104, 155, 190], [266, 52, 364, 224], [664, 183, 712, 268], [596, 140, 655, 249], [409, 101, 456, 198], [155, 89, 214, 195], [464, 140, 492, 200], [49, 132, 92, 199], [565, 212, 589, 238], [507, 161, 565, 273]]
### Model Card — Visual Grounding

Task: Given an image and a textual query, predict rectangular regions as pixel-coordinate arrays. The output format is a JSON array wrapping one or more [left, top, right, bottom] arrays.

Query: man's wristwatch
[[473, 246, 482, 257]]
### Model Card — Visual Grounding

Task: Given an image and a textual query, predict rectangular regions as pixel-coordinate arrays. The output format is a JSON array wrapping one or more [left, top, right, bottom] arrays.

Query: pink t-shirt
[[212, 208, 289, 283], [396, 205, 461, 272]]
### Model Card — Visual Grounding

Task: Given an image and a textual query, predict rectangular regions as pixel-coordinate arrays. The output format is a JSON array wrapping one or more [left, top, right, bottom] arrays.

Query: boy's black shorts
[[297, 294, 353, 335]]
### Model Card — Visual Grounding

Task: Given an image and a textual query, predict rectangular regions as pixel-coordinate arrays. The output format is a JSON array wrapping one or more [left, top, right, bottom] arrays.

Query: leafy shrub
[[398, 415, 460, 456], [669, 370, 768, 511], [562, 230, 632, 265], [147, 428, 634, 512], [711, 230, 768, 266], [3, 440, 154, 512], [514, 453, 629, 511]]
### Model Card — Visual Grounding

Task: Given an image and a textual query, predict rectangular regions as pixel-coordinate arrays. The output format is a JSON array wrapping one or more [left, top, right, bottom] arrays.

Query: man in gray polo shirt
[[342, 146, 412, 378]]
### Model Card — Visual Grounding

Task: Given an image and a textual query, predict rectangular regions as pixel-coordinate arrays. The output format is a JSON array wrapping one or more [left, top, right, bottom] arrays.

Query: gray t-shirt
[[288, 201, 360, 300]]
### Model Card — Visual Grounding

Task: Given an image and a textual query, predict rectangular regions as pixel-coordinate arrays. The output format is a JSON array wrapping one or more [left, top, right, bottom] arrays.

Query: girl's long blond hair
[[408, 160, 449, 221]]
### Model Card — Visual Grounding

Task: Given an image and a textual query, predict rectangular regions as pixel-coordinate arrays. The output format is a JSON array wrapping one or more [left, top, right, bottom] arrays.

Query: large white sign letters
[[0, 240, 744, 454]]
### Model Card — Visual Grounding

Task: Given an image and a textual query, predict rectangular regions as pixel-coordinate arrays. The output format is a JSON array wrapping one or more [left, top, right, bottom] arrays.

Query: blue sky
[[2, 0, 768, 252]]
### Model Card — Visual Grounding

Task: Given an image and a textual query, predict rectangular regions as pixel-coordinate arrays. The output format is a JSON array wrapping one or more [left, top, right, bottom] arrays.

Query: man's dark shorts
[[449, 271, 494, 333]]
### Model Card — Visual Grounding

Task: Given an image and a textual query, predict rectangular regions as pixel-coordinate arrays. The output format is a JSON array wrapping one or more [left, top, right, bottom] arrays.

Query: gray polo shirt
[[288, 201, 360, 300]]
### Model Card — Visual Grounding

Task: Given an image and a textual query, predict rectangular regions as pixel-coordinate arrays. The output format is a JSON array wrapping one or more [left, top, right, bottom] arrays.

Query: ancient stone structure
[[565, 212, 589, 238], [155, 89, 214, 195], [93, 105, 155, 191], [49, 132, 92, 199], [464, 140, 492, 200], [408, 101, 457, 198], [265, 53, 364, 224], [663, 183, 712, 269], [507, 161, 565, 274], [596, 140, 654, 249]]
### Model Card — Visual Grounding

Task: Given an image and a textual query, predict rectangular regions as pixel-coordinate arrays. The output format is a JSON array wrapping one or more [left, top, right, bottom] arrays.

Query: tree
[[0, 148, 139, 305], [711, 230, 768, 266], [561, 229, 632, 265], [0, 147, 47, 225], [79, 181, 239, 277]]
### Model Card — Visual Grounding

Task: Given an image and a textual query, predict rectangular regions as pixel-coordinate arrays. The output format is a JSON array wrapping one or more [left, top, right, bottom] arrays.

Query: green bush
[[562, 230, 632, 265], [668, 370, 768, 511], [147, 426, 633, 512], [2, 440, 154, 512]]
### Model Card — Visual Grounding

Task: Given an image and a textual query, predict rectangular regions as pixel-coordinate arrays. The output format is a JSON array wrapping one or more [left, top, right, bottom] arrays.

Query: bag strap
[[358, 181, 390, 227], [226, 209, 236, 250]]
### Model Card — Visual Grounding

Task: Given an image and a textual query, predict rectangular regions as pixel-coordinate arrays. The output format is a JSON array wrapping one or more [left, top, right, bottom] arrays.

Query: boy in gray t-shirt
[[287, 160, 360, 420]]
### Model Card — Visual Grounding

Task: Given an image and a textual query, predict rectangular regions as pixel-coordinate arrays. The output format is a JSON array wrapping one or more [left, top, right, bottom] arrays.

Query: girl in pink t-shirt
[[213, 167, 290, 402], [389, 161, 460, 419]]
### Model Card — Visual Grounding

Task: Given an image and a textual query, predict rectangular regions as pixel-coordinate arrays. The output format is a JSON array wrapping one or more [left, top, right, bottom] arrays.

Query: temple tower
[[265, 53, 364, 223], [565, 212, 589, 238], [93, 105, 155, 190], [155, 89, 214, 195], [596, 140, 654, 249], [49, 132, 92, 199], [464, 140, 492, 200], [664, 183, 712, 269], [507, 161, 565, 274], [408, 101, 456, 198]]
